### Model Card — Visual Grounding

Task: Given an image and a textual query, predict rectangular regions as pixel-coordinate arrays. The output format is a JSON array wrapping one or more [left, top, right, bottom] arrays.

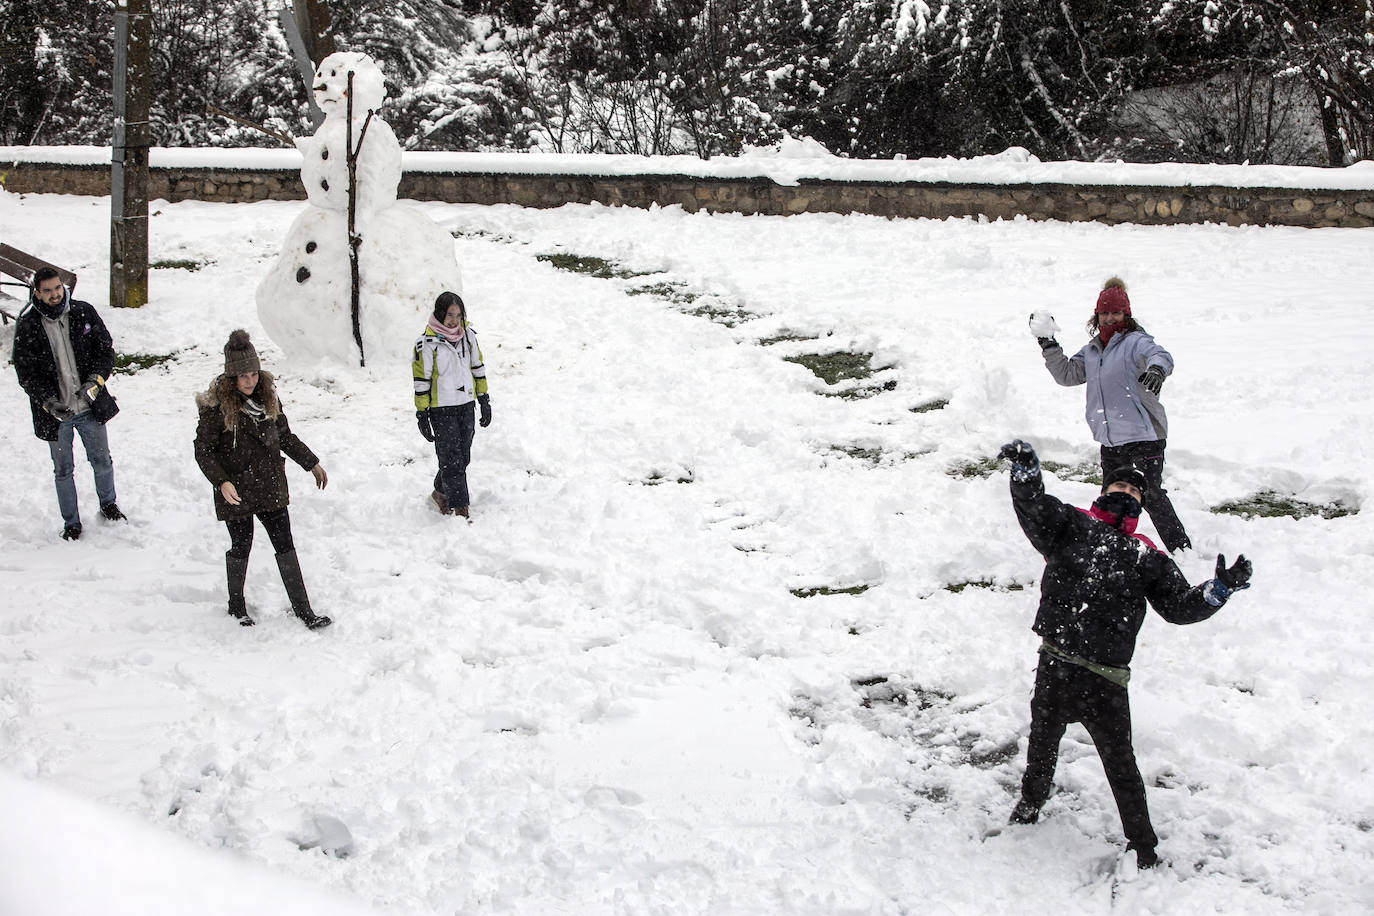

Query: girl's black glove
[[1138, 366, 1166, 395], [417, 410, 435, 442]]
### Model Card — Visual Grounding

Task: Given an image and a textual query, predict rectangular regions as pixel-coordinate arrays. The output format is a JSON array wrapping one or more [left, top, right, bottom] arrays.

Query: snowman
[[256, 52, 463, 367]]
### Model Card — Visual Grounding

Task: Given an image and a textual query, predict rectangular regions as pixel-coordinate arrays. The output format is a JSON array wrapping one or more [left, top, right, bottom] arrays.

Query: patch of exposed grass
[[852, 676, 954, 711], [827, 445, 884, 465], [683, 301, 751, 327], [908, 398, 949, 413], [1042, 460, 1101, 485], [114, 351, 177, 373], [150, 258, 207, 271], [641, 469, 695, 485], [790, 584, 872, 598], [783, 351, 879, 386], [1211, 490, 1356, 520], [831, 378, 899, 400], [536, 252, 654, 279], [757, 331, 817, 347], [944, 580, 1027, 594], [947, 456, 1002, 479], [624, 281, 699, 305]]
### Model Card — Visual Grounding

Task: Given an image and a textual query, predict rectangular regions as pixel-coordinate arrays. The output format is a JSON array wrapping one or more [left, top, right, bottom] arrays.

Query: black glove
[[998, 439, 1037, 466], [44, 398, 75, 422], [416, 409, 435, 442], [1215, 554, 1252, 591], [1038, 337, 1058, 351], [1138, 365, 1166, 396], [477, 394, 492, 428], [999, 439, 1040, 483]]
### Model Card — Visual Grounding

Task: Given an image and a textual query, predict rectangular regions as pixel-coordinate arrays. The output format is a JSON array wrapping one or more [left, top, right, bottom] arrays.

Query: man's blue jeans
[[48, 410, 117, 527]]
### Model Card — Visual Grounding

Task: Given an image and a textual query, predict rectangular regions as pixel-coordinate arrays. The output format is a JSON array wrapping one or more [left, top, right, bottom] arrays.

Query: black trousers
[[430, 402, 476, 510], [1100, 438, 1191, 552], [1020, 654, 1158, 854], [225, 506, 296, 559]]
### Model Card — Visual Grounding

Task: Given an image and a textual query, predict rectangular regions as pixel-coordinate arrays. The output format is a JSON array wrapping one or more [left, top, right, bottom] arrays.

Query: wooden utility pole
[[295, 0, 336, 64], [111, 0, 150, 309], [278, 0, 335, 129]]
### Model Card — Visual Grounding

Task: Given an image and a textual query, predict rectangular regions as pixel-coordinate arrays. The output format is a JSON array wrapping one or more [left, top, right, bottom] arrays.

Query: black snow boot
[[275, 549, 332, 630], [1009, 799, 1041, 825], [226, 552, 254, 626]]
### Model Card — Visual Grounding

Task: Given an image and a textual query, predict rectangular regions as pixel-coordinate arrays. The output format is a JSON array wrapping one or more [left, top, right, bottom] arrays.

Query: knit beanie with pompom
[[223, 329, 261, 376], [1095, 277, 1131, 316]]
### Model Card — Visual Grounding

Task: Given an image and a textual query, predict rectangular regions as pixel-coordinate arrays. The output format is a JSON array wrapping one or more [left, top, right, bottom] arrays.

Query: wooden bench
[[0, 243, 79, 324]]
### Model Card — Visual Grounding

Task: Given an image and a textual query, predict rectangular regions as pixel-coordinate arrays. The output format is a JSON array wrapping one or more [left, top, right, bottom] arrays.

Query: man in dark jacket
[[11, 268, 125, 540], [998, 439, 1251, 868]]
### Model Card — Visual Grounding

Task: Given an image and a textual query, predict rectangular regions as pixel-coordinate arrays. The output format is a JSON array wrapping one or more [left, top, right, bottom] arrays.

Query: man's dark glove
[[998, 439, 1040, 482], [998, 440, 1037, 466], [44, 398, 75, 422], [477, 394, 492, 428], [416, 409, 435, 442], [1205, 553, 1252, 606], [1216, 554, 1252, 590], [1137, 365, 1166, 396]]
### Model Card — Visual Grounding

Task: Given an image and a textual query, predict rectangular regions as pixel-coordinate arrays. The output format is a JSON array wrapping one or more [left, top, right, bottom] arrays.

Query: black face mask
[[1093, 491, 1142, 523]]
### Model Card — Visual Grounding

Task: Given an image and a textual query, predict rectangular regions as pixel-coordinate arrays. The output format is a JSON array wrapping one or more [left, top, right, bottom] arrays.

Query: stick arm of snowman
[[344, 69, 375, 367]]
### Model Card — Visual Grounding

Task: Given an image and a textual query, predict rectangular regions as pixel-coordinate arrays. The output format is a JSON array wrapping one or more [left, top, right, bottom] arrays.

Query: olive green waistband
[[1040, 640, 1131, 688]]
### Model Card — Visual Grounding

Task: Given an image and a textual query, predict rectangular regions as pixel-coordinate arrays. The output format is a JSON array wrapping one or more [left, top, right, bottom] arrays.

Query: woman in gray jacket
[[1032, 277, 1192, 552]]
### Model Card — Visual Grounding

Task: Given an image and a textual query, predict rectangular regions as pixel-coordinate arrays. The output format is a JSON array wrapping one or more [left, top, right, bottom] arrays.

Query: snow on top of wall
[[6, 142, 1374, 190]]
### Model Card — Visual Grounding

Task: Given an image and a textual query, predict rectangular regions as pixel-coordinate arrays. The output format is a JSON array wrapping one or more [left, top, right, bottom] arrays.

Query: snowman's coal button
[[321, 148, 329, 160], [321, 179, 329, 191], [296, 267, 311, 283], [305, 241, 317, 254]]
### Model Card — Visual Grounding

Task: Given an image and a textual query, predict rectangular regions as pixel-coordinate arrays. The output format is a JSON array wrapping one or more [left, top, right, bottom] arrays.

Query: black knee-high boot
[[226, 552, 254, 626], [275, 549, 332, 630]]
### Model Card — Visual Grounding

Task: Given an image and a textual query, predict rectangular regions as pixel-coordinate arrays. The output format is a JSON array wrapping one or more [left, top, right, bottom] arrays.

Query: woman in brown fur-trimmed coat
[[194, 329, 331, 629]]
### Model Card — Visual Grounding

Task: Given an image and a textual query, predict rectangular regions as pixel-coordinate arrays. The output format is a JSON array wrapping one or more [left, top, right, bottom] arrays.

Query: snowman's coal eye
[[296, 267, 311, 283], [305, 241, 317, 254]]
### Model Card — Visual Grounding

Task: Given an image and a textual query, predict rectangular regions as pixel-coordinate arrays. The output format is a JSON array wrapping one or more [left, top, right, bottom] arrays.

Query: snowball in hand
[[1028, 310, 1060, 338]]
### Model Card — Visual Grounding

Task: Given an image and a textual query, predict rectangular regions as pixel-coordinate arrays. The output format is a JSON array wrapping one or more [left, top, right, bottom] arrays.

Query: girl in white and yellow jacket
[[412, 292, 490, 518]]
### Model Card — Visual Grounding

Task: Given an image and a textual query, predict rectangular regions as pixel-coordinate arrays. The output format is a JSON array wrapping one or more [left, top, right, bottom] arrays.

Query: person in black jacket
[[194, 330, 331, 629], [998, 439, 1252, 868], [11, 268, 125, 541]]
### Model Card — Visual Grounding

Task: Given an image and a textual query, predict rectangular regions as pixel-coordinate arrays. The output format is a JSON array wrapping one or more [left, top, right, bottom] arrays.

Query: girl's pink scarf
[[427, 315, 464, 344]]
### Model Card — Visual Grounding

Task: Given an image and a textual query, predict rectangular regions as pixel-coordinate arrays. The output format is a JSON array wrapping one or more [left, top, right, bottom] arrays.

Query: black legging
[[225, 507, 296, 559], [1020, 654, 1159, 855], [1100, 438, 1192, 552]]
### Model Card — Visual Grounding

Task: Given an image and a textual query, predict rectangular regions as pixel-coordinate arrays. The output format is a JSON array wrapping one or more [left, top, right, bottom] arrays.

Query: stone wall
[[4, 160, 1373, 228]]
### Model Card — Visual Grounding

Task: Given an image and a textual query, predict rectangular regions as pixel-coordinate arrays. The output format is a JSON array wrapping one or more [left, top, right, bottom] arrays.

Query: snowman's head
[[313, 52, 386, 118]]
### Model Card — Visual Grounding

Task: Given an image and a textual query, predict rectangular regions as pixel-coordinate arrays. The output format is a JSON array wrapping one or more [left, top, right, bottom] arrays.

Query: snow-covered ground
[[2, 187, 1373, 914]]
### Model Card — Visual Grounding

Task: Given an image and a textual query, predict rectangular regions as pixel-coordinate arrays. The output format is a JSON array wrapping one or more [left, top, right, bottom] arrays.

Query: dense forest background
[[1, 0, 1372, 165]]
